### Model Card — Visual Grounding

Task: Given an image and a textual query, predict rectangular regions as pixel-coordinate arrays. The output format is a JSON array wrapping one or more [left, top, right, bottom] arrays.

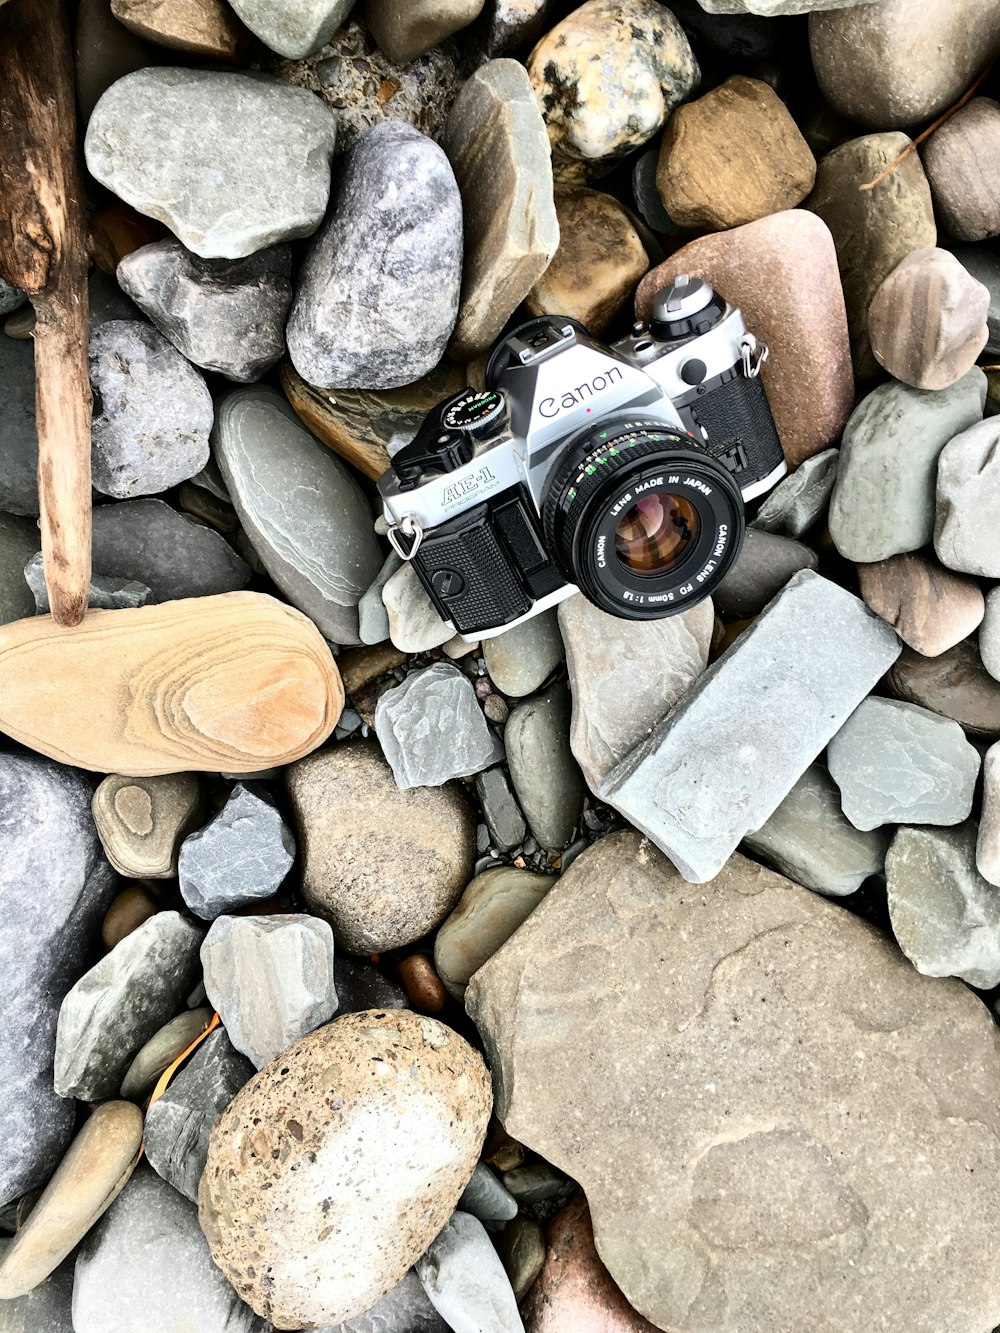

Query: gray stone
[[91, 497, 251, 602], [214, 388, 383, 645], [923, 98, 1000, 244], [810, 0, 1000, 131], [435, 865, 552, 999], [54, 911, 203, 1101], [311, 1270, 450, 1333], [72, 1167, 257, 1333], [365, 0, 486, 62], [24, 552, 152, 613], [466, 831, 1000, 1333], [200, 914, 337, 1068], [828, 368, 986, 563], [382, 561, 453, 653], [600, 571, 902, 883], [977, 741, 1000, 886], [981, 587, 1000, 682], [228, 0, 353, 57], [482, 610, 563, 698], [558, 594, 714, 793], [827, 697, 979, 831], [443, 59, 558, 360], [886, 823, 1000, 989], [334, 955, 409, 1015], [936, 417, 1000, 577], [89, 320, 212, 499], [0, 515, 42, 625], [359, 550, 402, 646], [0, 757, 115, 1206], [120, 1008, 214, 1101], [501, 1163, 568, 1205], [375, 662, 504, 788], [457, 1164, 518, 1227], [951, 246, 1000, 357], [0, 1244, 73, 1333], [743, 763, 890, 897], [85, 69, 337, 260], [143, 1030, 254, 1202], [415, 1211, 523, 1333], [0, 336, 38, 515], [88, 267, 140, 329], [0, 280, 26, 317], [117, 241, 293, 384], [287, 121, 462, 391], [751, 448, 838, 539], [714, 529, 818, 619], [474, 767, 527, 852], [505, 683, 584, 850], [887, 639, 1000, 737], [74, 0, 156, 126], [474, 0, 556, 57], [178, 783, 295, 920]]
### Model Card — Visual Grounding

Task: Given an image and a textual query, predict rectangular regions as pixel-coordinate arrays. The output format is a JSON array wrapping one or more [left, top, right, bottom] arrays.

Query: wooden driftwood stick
[[0, 0, 92, 627]]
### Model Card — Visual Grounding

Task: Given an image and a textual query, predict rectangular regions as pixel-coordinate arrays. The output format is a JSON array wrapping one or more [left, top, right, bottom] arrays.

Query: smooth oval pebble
[[120, 1007, 214, 1101], [102, 885, 159, 951], [199, 1010, 492, 1328], [92, 773, 200, 878], [0, 1102, 142, 1298], [0, 592, 342, 776]]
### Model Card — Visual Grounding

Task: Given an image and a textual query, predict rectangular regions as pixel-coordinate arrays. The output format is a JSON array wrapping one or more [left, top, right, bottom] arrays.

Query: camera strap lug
[[386, 514, 424, 561], [739, 333, 769, 379]]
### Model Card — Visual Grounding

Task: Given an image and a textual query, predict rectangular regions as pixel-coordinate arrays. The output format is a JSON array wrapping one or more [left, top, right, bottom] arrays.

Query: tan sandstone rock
[[467, 831, 1000, 1333], [92, 773, 200, 878], [110, 0, 247, 58]]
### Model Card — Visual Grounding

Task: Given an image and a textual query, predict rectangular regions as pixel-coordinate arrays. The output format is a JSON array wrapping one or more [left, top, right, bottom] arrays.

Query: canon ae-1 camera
[[378, 275, 787, 640]]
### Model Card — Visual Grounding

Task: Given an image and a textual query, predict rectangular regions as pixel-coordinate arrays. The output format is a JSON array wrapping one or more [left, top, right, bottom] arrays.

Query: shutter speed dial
[[441, 389, 506, 436]]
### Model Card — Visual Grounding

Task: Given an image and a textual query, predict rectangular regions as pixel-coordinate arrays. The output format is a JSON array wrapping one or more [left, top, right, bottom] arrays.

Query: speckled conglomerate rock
[[199, 1010, 492, 1329], [466, 831, 1000, 1333]]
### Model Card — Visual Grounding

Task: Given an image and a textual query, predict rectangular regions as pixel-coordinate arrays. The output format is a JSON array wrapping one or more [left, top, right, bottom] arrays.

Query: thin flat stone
[[505, 683, 584, 850], [358, 551, 402, 646], [457, 1164, 518, 1227], [474, 767, 527, 852], [24, 553, 152, 614], [827, 697, 980, 831], [600, 571, 901, 882], [750, 448, 838, 539]]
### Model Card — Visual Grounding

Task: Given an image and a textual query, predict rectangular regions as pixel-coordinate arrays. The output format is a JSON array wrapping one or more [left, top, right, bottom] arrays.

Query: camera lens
[[541, 417, 744, 619]]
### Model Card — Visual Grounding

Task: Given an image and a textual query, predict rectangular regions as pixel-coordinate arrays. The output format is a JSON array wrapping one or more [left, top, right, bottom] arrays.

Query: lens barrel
[[541, 417, 744, 619]]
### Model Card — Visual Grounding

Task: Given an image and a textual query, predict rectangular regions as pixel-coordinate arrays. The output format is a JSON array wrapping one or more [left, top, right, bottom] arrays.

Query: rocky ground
[[2, 0, 1000, 1330]]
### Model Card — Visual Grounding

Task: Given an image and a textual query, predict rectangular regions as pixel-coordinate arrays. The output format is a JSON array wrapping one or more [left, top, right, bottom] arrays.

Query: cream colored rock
[[92, 773, 200, 878], [110, 0, 246, 57], [0, 1102, 142, 1299], [0, 592, 342, 776], [199, 1011, 492, 1328]]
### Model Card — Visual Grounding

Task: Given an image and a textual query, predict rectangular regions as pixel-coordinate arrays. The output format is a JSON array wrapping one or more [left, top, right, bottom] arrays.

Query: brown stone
[[887, 639, 1000, 737], [92, 772, 200, 878], [635, 210, 853, 468], [88, 201, 168, 276], [365, 0, 486, 63], [178, 482, 239, 533], [397, 953, 449, 1013], [525, 186, 648, 335], [0, 592, 342, 776], [922, 97, 1000, 243], [806, 132, 936, 380], [657, 76, 815, 232], [467, 831, 1000, 1333], [522, 1192, 657, 1332], [279, 359, 466, 483], [101, 885, 159, 951], [868, 247, 990, 390], [858, 552, 986, 658], [338, 642, 407, 696], [110, 0, 248, 59], [485, 1120, 526, 1173], [500, 1215, 545, 1304]]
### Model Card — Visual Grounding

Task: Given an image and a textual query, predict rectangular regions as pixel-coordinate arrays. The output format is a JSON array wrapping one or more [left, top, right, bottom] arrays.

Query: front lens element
[[614, 492, 699, 575]]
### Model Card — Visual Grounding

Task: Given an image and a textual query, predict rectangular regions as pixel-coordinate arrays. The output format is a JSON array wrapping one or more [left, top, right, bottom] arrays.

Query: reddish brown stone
[[920, 96, 1000, 243], [858, 552, 985, 657], [101, 885, 158, 951], [397, 953, 449, 1013], [522, 1192, 658, 1332], [89, 202, 168, 276]]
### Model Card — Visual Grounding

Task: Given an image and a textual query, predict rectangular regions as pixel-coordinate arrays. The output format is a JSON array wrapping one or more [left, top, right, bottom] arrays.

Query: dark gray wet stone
[[89, 320, 213, 499], [457, 1164, 518, 1227], [0, 1242, 73, 1333], [229, 0, 354, 57], [474, 0, 556, 56], [505, 682, 585, 850], [178, 783, 296, 920], [742, 762, 890, 897], [201, 914, 337, 1068], [333, 954, 409, 1015], [143, 1031, 254, 1203], [474, 767, 527, 852], [214, 388, 383, 645], [287, 121, 463, 391], [0, 336, 38, 516], [85, 69, 337, 260], [827, 697, 980, 831], [828, 368, 986, 562], [0, 757, 115, 1207], [0, 279, 26, 317], [72, 1168, 257, 1333], [117, 241, 294, 384], [714, 529, 819, 618], [415, 1211, 522, 1333], [751, 448, 839, 539], [53, 911, 204, 1101], [24, 552, 152, 613], [314, 1270, 450, 1333], [91, 497, 251, 602], [0, 515, 40, 625], [885, 823, 1000, 989], [375, 662, 505, 789], [601, 571, 902, 882], [951, 245, 1000, 357]]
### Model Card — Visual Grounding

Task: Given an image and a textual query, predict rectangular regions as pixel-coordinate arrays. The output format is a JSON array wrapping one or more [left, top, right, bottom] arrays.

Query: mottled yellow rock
[[526, 186, 648, 334], [0, 593, 342, 776]]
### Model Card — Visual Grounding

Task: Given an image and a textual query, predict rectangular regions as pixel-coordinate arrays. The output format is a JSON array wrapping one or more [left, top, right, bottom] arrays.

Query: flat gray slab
[[600, 571, 901, 882]]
